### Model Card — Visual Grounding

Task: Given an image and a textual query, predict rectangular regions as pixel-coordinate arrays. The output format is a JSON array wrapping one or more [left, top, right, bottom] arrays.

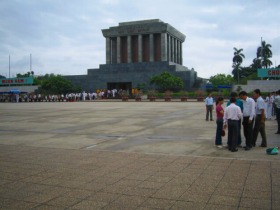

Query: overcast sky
[[0, 0, 279, 79]]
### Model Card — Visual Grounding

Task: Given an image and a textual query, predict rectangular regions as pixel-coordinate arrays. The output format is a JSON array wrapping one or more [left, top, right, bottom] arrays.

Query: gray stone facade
[[64, 19, 198, 92]]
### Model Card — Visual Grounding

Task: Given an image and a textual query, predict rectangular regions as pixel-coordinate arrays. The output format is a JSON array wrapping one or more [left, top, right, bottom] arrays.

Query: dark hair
[[239, 91, 247, 97], [230, 92, 238, 98], [254, 89, 261, 95], [230, 97, 236, 103], [216, 97, 224, 105]]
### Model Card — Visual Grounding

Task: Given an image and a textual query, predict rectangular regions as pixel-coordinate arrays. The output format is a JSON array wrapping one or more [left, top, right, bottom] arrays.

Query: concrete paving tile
[[170, 201, 205, 210], [100, 184, 133, 194], [272, 200, 280, 210], [151, 185, 188, 199], [62, 189, 93, 199], [243, 184, 271, 192], [213, 188, 242, 197], [86, 192, 120, 203], [125, 173, 151, 181], [208, 195, 240, 207], [242, 189, 271, 199], [31, 204, 66, 210], [69, 199, 108, 210], [109, 194, 147, 208], [145, 175, 173, 183], [159, 165, 186, 173], [140, 198, 176, 210], [179, 191, 211, 203], [125, 187, 158, 197], [113, 179, 143, 187], [22, 192, 59, 203], [186, 185, 216, 195], [187, 164, 208, 169], [93, 176, 123, 185], [204, 204, 238, 210], [0, 172, 29, 181], [102, 204, 137, 210], [180, 168, 204, 174], [44, 196, 82, 207], [137, 181, 165, 189], [240, 197, 271, 209], [217, 181, 244, 190], [78, 181, 107, 192]]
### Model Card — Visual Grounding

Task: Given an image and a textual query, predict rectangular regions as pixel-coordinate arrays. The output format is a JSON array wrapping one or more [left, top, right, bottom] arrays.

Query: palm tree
[[232, 63, 242, 83], [257, 40, 273, 68], [232, 48, 245, 84], [233, 48, 245, 65]]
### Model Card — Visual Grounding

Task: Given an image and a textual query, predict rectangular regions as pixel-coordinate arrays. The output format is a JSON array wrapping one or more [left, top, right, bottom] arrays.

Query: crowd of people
[[206, 89, 280, 152], [0, 89, 132, 103]]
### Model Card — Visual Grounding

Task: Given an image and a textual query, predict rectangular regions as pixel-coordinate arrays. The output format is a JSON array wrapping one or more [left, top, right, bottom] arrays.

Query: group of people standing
[[205, 89, 280, 152]]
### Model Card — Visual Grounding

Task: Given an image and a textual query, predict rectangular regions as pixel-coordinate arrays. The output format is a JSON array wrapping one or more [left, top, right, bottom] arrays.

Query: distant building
[[64, 19, 198, 91]]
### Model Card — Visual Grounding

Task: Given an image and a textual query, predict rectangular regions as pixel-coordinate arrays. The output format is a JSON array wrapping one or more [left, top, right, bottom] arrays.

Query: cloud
[[0, 0, 279, 79]]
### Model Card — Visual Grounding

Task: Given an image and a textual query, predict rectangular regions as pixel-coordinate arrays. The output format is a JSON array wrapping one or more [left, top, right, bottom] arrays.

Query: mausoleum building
[[64, 19, 198, 91]]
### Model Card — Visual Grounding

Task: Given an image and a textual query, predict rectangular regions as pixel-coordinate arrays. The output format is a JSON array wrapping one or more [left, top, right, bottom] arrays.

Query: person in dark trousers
[[227, 92, 243, 147], [274, 90, 280, 134], [215, 97, 224, 148], [239, 91, 255, 150], [223, 97, 243, 152], [252, 89, 267, 147], [205, 93, 214, 121]]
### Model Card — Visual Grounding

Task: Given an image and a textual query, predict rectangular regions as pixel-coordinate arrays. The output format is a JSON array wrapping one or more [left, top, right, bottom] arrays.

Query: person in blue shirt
[[227, 92, 243, 147], [205, 93, 214, 121]]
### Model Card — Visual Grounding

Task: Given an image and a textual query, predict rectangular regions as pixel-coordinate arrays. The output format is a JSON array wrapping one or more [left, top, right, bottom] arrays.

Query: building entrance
[[107, 82, 132, 92]]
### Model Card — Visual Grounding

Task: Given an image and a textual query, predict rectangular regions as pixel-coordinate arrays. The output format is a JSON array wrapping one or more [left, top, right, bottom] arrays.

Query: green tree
[[232, 48, 245, 84], [257, 40, 273, 68], [40, 74, 75, 94], [150, 71, 183, 92], [209, 74, 233, 86]]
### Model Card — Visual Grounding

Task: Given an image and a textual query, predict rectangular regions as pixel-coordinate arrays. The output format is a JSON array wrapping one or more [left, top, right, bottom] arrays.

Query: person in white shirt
[[274, 90, 280, 134], [223, 97, 243, 152], [252, 89, 267, 147], [239, 91, 255, 150], [265, 93, 273, 120], [205, 93, 214, 121]]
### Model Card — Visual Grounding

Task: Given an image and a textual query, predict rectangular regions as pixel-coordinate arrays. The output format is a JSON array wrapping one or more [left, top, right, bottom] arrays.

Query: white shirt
[[205, 97, 214, 105], [223, 103, 242, 125], [242, 97, 255, 120], [274, 95, 280, 109], [256, 96, 265, 115]]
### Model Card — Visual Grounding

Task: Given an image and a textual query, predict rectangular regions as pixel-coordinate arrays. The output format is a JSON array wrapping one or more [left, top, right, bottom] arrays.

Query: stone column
[[174, 38, 178, 64], [149, 34, 154, 62], [171, 36, 174, 62], [138, 34, 142, 62], [161, 33, 167, 61], [180, 42, 183, 65], [105, 37, 111, 64], [117, 36, 121, 64], [168, 35, 172, 62], [180, 41, 183, 65], [127, 35, 131, 63]]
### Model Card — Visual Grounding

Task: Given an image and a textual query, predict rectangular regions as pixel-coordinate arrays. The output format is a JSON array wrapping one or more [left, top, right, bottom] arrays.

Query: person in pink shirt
[[215, 97, 224, 148]]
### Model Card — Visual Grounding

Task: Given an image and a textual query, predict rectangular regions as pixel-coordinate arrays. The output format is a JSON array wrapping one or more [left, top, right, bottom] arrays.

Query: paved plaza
[[0, 101, 279, 209]]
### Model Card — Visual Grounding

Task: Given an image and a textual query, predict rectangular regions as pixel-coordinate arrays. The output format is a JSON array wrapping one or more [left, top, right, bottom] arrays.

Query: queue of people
[[0, 89, 131, 103], [211, 89, 280, 152]]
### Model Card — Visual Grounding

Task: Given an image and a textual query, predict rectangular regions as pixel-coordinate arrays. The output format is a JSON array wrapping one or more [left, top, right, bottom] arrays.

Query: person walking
[[205, 93, 214, 121], [274, 90, 280, 134], [252, 89, 267, 147], [265, 93, 273, 120], [223, 97, 243, 152], [215, 97, 224, 148], [239, 91, 255, 150]]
